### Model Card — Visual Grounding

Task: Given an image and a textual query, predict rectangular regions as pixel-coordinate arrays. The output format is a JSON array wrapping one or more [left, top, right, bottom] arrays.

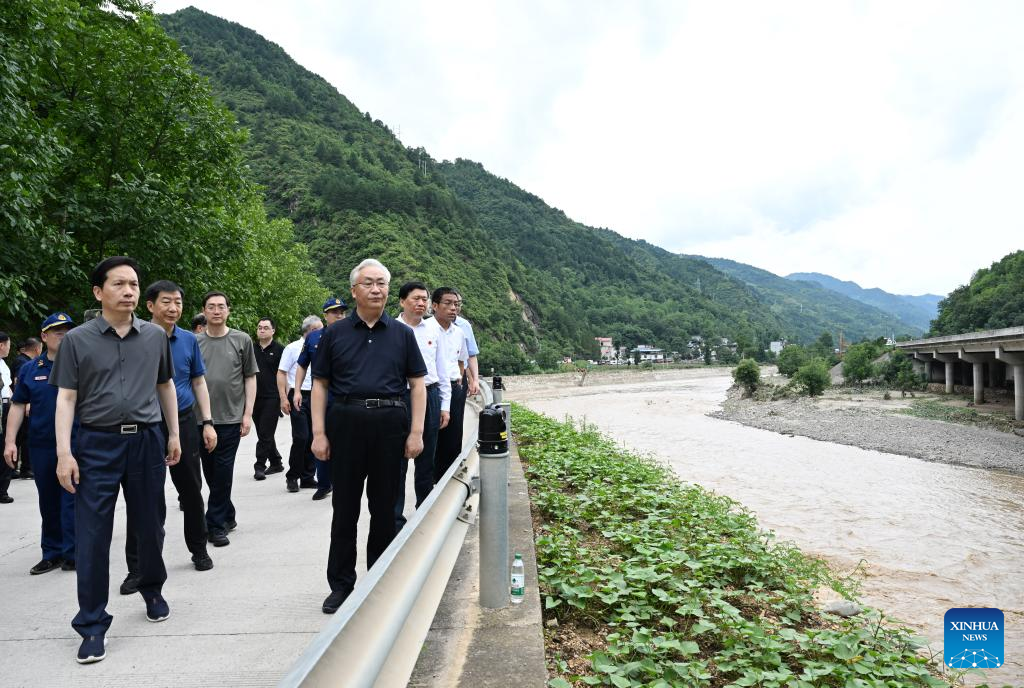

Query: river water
[[510, 369, 1024, 684]]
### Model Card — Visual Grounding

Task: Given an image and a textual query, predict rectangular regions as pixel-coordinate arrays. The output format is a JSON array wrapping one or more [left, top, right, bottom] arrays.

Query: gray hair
[[300, 315, 322, 334], [349, 258, 391, 287]]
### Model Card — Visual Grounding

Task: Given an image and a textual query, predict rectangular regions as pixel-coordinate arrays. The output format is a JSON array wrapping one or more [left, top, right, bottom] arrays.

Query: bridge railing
[[278, 380, 493, 688]]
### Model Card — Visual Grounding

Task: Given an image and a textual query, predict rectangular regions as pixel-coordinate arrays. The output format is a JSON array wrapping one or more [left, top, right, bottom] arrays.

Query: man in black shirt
[[52, 256, 180, 664], [253, 317, 285, 480], [311, 258, 427, 614]]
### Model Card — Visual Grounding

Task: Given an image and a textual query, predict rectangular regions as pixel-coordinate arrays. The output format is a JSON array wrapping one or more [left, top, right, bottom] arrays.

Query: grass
[[898, 398, 1021, 434], [513, 404, 1007, 688]]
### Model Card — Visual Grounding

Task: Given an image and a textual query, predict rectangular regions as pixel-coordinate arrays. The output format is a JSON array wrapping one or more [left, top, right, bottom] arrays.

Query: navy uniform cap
[[322, 297, 348, 313], [41, 312, 75, 332]]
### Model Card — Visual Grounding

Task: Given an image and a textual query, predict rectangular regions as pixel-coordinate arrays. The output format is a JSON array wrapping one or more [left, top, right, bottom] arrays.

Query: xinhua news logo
[[944, 608, 1004, 669]]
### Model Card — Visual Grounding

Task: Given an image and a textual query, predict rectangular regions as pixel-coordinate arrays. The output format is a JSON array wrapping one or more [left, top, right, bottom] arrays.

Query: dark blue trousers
[[395, 384, 441, 529], [434, 377, 467, 482], [302, 390, 332, 491], [73, 425, 166, 638], [31, 443, 76, 561], [201, 423, 241, 533], [285, 388, 315, 482]]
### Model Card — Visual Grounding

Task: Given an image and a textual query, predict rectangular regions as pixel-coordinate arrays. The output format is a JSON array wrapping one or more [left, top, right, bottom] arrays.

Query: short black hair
[[0, 331, 9, 344], [431, 286, 458, 304], [145, 280, 184, 304], [90, 256, 141, 288], [257, 317, 276, 330], [18, 337, 41, 350], [399, 281, 429, 300], [191, 313, 207, 330], [202, 291, 230, 308]]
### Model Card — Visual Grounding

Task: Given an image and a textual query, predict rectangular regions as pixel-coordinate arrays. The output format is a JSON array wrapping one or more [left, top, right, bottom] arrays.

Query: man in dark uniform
[[253, 317, 285, 480], [52, 256, 181, 664], [293, 297, 347, 500], [311, 260, 426, 614], [11, 337, 40, 480], [0, 331, 12, 503], [121, 280, 219, 595], [4, 314, 78, 571]]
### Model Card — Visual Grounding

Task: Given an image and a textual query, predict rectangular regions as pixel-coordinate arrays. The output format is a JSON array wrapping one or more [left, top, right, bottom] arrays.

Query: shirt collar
[[350, 309, 391, 329], [95, 313, 142, 334]]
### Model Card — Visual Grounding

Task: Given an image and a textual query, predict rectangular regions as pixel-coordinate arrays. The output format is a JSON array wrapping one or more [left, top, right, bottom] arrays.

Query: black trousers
[[326, 402, 408, 593], [201, 424, 241, 533], [252, 396, 283, 469], [434, 377, 467, 482], [285, 388, 315, 481], [0, 401, 10, 494], [74, 425, 166, 638], [15, 417, 31, 475], [126, 408, 206, 573]]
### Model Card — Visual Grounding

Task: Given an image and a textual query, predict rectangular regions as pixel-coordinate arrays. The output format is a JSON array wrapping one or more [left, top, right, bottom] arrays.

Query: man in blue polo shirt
[[311, 259, 427, 614], [120, 280, 219, 595], [293, 296, 347, 501], [4, 313, 78, 573]]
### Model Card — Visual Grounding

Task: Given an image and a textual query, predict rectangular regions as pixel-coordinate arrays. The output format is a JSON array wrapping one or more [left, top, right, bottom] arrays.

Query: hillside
[[786, 271, 941, 331], [702, 259, 923, 341], [159, 7, 922, 363], [930, 250, 1024, 335]]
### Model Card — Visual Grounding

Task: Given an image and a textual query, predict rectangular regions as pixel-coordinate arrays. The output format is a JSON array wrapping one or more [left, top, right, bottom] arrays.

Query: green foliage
[[0, 0, 323, 336], [931, 250, 1024, 335], [515, 407, 952, 687], [842, 342, 883, 384], [733, 358, 761, 394], [795, 358, 832, 397], [878, 350, 923, 394], [775, 345, 807, 377]]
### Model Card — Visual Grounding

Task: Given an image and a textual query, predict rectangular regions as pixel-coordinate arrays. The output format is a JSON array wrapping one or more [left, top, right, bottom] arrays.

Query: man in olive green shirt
[[196, 291, 257, 547]]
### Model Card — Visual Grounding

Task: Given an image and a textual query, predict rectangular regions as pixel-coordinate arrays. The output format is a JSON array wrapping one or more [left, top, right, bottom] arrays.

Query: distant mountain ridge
[[785, 272, 941, 332]]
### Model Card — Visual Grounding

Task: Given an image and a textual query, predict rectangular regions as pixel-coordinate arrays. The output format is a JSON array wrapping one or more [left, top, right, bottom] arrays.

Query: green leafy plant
[[732, 358, 761, 395], [795, 358, 832, 397]]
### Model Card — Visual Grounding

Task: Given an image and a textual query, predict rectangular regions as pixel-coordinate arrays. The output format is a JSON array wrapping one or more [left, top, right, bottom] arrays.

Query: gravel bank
[[713, 388, 1024, 475]]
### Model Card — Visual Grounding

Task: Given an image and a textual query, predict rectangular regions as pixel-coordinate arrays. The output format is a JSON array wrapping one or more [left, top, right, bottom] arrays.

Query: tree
[[776, 344, 808, 377], [733, 358, 761, 395], [878, 350, 922, 397], [795, 358, 831, 397], [812, 331, 836, 361], [842, 342, 881, 384]]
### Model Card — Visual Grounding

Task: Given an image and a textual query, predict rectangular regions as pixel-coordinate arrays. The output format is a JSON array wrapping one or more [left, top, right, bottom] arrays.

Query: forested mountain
[[158, 8, 923, 366], [701, 259, 923, 341], [786, 271, 941, 332], [930, 250, 1024, 336]]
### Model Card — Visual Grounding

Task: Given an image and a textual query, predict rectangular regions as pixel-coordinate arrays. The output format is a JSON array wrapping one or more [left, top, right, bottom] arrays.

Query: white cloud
[[153, 0, 1024, 295]]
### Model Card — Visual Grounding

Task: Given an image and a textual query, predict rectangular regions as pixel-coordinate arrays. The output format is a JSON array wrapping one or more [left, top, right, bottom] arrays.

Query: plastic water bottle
[[510, 553, 525, 604]]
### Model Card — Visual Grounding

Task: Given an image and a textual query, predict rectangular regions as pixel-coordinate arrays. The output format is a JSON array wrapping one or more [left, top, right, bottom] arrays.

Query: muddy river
[[509, 368, 1024, 683]]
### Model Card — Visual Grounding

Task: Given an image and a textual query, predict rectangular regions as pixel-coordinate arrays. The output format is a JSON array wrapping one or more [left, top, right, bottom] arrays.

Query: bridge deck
[[1, 416, 444, 687]]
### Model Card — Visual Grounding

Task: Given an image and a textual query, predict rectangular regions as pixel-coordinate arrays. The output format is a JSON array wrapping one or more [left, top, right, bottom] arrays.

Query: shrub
[[733, 358, 761, 395], [776, 344, 808, 377], [842, 342, 882, 384], [795, 357, 831, 396]]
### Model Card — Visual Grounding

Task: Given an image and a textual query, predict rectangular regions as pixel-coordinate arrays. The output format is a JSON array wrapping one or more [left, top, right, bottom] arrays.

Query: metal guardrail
[[279, 381, 494, 688]]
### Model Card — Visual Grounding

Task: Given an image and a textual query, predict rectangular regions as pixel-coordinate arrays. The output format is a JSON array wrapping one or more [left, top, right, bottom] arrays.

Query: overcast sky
[[153, 1, 1024, 296]]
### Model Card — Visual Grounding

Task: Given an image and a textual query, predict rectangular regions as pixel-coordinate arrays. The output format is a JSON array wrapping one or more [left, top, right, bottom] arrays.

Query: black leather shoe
[[322, 589, 350, 614], [254, 467, 266, 481], [286, 479, 299, 493], [119, 574, 141, 595], [265, 464, 284, 475], [30, 558, 61, 575], [226, 519, 237, 531], [192, 551, 214, 571], [312, 487, 332, 501], [21, 471, 33, 480], [299, 478, 318, 489], [208, 530, 230, 547], [61, 559, 76, 571], [0, 494, 12, 504]]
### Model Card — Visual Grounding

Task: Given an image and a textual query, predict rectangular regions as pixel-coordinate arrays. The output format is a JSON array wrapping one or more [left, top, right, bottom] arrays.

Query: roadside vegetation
[[899, 399, 1022, 434], [514, 406, 995, 687]]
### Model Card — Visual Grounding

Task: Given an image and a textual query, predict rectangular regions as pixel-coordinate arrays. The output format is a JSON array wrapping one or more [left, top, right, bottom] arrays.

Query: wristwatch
[[201, 419, 214, 426]]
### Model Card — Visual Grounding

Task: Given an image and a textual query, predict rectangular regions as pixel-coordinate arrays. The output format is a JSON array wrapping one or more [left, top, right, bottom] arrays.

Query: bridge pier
[[959, 349, 992, 404], [932, 352, 958, 394], [996, 348, 1024, 421]]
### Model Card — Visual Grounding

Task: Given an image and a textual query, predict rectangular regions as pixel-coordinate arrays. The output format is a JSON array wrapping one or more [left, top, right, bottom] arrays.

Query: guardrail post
[[478, 403, 509, 609]]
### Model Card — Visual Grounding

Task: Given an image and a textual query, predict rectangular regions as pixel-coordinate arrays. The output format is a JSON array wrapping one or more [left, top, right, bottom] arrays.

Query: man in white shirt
[[394, 282, 452, 529], [453, 292, 480, 397], [431, 287, 469, 483], [277, 315, 322, 493]]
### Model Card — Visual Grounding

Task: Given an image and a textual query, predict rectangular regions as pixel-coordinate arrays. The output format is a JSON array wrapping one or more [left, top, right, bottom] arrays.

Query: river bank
[[714, 384, 1024, 475]]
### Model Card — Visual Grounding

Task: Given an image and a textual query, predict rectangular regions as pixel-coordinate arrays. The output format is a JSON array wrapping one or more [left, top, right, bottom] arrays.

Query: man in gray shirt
[[52, 256, 181, 664], [196, 291, 257, 547]]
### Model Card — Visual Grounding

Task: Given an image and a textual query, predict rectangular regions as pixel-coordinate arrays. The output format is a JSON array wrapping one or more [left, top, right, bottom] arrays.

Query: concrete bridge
[[895, 325, 1024, 420]]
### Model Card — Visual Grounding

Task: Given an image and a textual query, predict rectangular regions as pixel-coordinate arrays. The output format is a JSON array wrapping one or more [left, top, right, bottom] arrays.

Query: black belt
[[338, 397, 406, 409], [82, 421, 154, 435]]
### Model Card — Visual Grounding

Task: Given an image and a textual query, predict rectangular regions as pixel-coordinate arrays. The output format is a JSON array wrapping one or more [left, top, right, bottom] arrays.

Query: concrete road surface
[[0, 415, 430, 687]]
